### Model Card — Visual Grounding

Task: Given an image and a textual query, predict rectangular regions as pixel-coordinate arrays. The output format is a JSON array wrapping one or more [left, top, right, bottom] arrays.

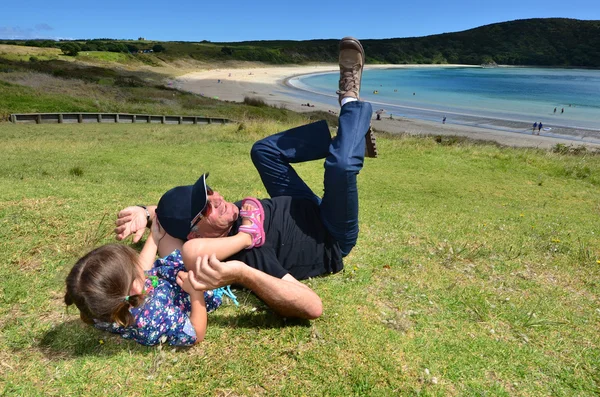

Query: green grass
[[1, 123, 599, 396], [0, 56, 339, 126], [75, 51, 138, 64]]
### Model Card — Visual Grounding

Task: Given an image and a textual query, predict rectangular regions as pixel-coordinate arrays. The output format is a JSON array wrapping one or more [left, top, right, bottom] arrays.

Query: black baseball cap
[[156, 173, 210, 241]]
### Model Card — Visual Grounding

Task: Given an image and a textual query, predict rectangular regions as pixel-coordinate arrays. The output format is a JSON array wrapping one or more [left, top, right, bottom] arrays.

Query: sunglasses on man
[[189, 185, 214, 229]]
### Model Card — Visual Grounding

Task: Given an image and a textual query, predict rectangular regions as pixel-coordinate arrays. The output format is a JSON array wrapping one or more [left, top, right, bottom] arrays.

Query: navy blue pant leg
[[251, 101, 372, 257], [320, 101, 372, 256], [251, 120, 331, 202]]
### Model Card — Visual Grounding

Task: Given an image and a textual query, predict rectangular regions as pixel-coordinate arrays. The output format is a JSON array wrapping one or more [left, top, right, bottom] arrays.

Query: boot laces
[[338, 69, 359, 94]]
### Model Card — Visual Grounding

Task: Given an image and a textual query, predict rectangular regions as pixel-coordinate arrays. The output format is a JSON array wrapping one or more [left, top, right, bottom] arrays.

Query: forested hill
[[365, 18, 600, 66], [234, 18, 600, 67], [4, 18, 599, 67]]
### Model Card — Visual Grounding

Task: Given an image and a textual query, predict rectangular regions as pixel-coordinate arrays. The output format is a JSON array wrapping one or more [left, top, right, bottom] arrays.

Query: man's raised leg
[[250, 121, 332, 202], [319, 37, 374, 256], [320, 101, 372, 256]]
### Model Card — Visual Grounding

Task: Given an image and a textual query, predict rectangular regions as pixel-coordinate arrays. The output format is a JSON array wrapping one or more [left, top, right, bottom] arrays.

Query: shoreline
[[174, 65, 600, 151]]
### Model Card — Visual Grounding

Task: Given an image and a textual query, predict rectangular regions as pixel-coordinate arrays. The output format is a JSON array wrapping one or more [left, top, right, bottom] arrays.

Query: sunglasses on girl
[[189, 185, 214, 229]]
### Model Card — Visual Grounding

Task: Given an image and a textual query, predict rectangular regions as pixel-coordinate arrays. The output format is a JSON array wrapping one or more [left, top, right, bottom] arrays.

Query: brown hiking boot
[[365, 126, 378, 158], [336, 37, 364, 105]]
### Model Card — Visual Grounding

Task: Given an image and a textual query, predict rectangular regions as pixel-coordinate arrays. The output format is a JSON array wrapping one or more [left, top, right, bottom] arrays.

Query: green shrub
[[60, 42, 80, 56], [243, 96, 267, 107], [68, 166, 84, 176]]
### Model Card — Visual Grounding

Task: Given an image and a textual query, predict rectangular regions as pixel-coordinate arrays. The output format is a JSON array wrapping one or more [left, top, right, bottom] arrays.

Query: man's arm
[[114, 205, 184, 257], [189, 254, 323, 320]]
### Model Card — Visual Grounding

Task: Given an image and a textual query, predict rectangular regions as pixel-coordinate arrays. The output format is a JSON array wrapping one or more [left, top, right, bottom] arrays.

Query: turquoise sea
[[289, 67, 600, 140]]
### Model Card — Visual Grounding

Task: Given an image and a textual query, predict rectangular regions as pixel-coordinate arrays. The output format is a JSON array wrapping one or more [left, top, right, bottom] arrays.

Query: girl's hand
[[177, 270, 203, 295], [151, 215, 166, 242]]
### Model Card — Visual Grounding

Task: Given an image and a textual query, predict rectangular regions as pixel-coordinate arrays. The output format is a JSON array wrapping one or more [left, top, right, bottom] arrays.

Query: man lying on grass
[[66, 37, 378, 346]]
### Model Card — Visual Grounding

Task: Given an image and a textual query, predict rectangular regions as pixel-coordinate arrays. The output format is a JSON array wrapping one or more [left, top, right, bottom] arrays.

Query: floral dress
[[94, 250, 234, 346]]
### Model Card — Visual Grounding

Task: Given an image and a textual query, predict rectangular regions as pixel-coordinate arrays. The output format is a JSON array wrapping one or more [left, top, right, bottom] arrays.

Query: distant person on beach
[[110, 37, 378, 328], [533, 122, 538, 133], [554, 107, 557, 114], [561, 108, 564, 114], [538, 122, 543, 134], [442, 116, 446, 124]]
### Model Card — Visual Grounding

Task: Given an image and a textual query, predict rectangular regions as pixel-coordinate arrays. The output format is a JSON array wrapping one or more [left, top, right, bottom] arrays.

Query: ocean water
[[291, 67, 600, 133]]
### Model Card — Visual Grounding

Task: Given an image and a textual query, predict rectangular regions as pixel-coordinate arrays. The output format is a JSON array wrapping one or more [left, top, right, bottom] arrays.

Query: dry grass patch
[[0, 44, 62, 57]]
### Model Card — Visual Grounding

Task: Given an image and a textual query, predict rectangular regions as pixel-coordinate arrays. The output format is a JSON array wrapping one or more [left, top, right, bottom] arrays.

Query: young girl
[[65, 198, 265, 346]]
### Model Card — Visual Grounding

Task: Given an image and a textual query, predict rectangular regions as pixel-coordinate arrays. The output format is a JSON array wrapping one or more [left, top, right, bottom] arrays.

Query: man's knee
[[325, 156, 362, 178], [250, 139, 272, 166]]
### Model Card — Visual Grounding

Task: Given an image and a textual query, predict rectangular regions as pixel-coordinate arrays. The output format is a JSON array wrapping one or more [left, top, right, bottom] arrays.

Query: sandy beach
[[174, 65, 600, 150]]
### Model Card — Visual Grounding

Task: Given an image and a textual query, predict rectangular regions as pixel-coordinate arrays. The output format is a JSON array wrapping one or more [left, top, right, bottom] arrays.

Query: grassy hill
[[3, 18, 600, 67], [2, 20, 600, 396], [1, 123, 599, 395], [0, 44, 337, 125]]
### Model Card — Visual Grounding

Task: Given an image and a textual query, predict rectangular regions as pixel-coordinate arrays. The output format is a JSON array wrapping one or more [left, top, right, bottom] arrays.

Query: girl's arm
[[181, 201, 260, 269], [138, 216, 166, 271], [176, 271, 207, 343], [182, 233, 251, 269]]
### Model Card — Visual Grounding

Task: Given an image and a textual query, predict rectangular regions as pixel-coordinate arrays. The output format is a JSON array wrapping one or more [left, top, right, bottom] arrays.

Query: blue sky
[[1, 0, 599, 42]]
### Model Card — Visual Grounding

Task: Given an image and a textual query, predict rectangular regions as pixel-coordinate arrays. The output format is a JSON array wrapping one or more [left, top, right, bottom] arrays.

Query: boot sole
[[365, 126, 378, 158]]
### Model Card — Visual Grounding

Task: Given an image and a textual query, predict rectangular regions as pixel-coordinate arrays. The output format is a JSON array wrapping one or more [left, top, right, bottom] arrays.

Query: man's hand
[[114, 206, 149, 242], [176, 270, 203, 295], [189, 254, 244, 291]]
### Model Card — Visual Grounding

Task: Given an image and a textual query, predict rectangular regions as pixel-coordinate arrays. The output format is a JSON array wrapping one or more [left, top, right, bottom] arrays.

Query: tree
[[60, 42, 81, 56], [106, 42, 128, 53], [81, 42, 98, 51], [152, 44, 165, 53]]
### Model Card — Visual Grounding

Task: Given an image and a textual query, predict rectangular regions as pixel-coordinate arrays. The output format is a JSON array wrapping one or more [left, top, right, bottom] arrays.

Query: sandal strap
[[239, 206, 262, 220], [239, 197, 265, 248], [239, 222, 264, 249]]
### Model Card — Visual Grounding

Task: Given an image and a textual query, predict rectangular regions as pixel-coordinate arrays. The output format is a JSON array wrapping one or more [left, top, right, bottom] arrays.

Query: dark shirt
[[227, 196, 343, 280]]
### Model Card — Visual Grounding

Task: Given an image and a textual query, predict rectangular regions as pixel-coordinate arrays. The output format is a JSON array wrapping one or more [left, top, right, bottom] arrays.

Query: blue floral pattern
[[94, 250, 223, 346]]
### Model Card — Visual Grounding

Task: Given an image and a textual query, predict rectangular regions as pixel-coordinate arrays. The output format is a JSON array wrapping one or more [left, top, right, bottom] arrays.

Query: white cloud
[[0, 24, 55, 39], [35, 23, 54, 31], [0, 26, 34, 39]]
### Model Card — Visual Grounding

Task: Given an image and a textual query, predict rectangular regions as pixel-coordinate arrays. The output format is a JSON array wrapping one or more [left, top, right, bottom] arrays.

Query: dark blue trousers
[[250, 101, 372, 256]]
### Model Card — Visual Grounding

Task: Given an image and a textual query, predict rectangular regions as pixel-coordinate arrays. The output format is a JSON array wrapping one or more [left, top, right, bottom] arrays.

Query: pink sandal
[[238, 197, 265, 249]]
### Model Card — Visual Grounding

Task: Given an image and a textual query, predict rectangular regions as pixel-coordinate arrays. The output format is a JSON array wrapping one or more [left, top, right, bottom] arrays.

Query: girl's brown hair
[[65, 244, 144, 327]]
